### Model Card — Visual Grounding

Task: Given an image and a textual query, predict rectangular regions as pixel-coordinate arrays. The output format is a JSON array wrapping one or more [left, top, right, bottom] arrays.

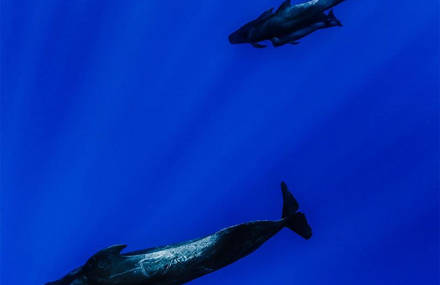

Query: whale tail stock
[[281, 182, 312, 240]]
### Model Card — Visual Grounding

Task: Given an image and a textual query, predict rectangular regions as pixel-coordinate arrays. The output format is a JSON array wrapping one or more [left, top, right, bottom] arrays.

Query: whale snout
[[228, 27, 251, 44], [228, 32, 241, 44]]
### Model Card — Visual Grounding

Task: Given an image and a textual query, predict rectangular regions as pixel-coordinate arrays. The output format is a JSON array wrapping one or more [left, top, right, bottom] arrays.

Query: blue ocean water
[[1, 0, 438, 284]]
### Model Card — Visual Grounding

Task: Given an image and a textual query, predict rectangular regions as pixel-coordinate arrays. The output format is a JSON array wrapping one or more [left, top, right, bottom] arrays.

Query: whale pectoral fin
[[328, 9, 335, 18], [289, 41, 300, 45], [251, 42, 267, 48], [271, 37, 282, 47], [326, 9, 343, 26]]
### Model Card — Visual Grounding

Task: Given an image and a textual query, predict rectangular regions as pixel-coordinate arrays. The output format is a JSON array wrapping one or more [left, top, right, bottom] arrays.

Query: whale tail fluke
[[281, 182, 312, 240]]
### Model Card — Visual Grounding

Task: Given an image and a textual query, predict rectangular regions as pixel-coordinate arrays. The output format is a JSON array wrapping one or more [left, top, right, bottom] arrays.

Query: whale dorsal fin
[[85, 244, 128, 267], [276, 0, 291, 13], [100, 244, 127, 256]]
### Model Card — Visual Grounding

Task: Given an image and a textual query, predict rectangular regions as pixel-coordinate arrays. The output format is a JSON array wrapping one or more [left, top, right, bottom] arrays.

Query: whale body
[[229, 0, 345, 47], [47, 182, 312, 285]]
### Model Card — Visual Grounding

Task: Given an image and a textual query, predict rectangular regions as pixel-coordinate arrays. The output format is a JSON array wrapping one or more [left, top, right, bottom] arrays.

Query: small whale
[[47, 182, 312, 284], [229, 0, 345, 47]]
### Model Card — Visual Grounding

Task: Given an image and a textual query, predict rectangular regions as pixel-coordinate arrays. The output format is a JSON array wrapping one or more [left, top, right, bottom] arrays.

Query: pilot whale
[[47, 182, 312, 285], [229, 0, 345, 47]]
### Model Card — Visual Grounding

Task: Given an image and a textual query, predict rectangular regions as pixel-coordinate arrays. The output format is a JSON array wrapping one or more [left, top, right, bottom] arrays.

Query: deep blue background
[[1, 0, 439, 284]]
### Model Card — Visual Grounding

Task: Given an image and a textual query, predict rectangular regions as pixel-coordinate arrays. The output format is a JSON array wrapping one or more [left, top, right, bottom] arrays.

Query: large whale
[[47, 182, 312, 285], [229, 0, 345, 47]]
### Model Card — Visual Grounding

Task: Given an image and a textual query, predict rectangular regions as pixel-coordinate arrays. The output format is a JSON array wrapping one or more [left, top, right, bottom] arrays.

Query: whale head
[[46, 245, 127, 285], [229, 24, 254, 44], [45, 267, 88, 285]]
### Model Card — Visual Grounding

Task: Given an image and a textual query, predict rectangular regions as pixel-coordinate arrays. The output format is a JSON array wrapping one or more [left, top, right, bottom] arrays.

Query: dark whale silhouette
[[229, 0, 345, 47], [47, 182, 312, 285]]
